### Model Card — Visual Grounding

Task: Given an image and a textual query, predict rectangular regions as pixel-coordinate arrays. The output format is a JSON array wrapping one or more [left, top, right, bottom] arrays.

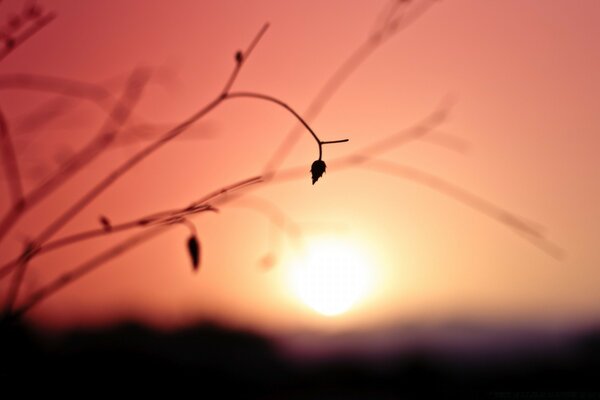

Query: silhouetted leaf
[[187, 235, 201, 271], [235, 51, 243, 63], [310, 159, 326, 185], [99, 215, 112, 232]]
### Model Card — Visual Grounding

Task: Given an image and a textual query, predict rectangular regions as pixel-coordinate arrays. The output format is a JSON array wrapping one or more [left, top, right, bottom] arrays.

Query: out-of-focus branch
[[0, 69, 151, 244], [1, 70, 150, 316], [6, 225, 169, 323], [270, 153, 563, 260], [361, 158, 563, 258], [262, 0, 438, 176], [0, 11, 56, 63], [0, 73, 113, 109], [224, 194, 303, 268], [0, 106, 24, 207]]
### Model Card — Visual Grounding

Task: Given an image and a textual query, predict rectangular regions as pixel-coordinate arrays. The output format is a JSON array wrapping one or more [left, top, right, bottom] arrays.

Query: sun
[[288, 238, 375, 316]]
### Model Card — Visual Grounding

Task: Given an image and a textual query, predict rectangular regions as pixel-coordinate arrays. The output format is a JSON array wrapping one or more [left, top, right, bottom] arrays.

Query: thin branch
[[0, 101, 453, 281], [0, 73, 112, 108], [0, 176, 263, 318], [24, 24, 271, 249], [0, 176, 262, 281], [6, 225, 169, 323], [0, 106, 24, 206]]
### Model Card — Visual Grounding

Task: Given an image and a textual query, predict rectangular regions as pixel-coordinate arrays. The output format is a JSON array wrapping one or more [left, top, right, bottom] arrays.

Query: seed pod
[[310, 159, 326, 185], [187, 235, 201, 272]]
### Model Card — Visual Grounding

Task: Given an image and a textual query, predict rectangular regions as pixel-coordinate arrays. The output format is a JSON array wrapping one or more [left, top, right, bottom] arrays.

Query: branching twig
[[0, 177, 262, 281], [225, 92, 349, 160]]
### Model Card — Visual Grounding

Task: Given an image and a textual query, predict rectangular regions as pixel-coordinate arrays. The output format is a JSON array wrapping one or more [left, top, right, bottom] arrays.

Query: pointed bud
[[187, 235, 201, 271], [310, 159, 326, 185], [99, 215, 112, 232], [235, 51, 243, 64]]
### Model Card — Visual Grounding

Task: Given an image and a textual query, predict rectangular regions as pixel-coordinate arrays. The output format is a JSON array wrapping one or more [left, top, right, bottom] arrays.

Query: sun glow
[[288, 238, 375, 317]]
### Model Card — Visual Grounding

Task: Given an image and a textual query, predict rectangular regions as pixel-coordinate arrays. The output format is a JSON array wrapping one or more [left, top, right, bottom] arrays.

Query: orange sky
[[1, 0, 599, 337]]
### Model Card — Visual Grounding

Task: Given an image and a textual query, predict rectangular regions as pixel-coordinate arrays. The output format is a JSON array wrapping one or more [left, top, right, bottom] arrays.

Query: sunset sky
[[1, 0, 599, 348]]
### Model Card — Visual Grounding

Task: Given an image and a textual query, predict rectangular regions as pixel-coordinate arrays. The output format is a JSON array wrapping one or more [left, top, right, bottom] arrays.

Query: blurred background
[[1, 0, 599, 393]]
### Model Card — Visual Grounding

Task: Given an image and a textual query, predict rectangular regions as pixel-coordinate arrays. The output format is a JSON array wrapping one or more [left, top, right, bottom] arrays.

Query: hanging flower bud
[[310, 159, 326, 185], [187, 235, 201, 272]]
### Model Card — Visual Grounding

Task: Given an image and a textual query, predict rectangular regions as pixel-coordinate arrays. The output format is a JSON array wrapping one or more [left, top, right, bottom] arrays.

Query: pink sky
[[1, 0, 599, 337]]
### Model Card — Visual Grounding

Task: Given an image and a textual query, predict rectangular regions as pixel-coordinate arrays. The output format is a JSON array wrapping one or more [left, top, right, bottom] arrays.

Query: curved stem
[[225, 91, 349, 161], [225, 92, 321, 145]]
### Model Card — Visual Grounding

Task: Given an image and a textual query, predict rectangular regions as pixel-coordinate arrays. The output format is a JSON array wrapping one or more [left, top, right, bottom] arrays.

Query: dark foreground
[[2, 321, 600, 398]]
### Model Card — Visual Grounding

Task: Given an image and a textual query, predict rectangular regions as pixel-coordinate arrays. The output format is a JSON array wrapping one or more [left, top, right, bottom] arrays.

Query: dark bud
[[235, 51, 243, 63], [99, 215, 112, 232], [187, 235, 201, 271], [310, 159, 326, 185]]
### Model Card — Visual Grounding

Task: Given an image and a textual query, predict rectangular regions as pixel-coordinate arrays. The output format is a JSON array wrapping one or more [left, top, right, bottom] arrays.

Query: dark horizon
[[3, 318, 600, 395]]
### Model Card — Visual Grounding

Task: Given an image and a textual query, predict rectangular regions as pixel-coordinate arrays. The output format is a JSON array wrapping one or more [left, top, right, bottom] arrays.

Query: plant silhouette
[[0, 0, 563, 325]]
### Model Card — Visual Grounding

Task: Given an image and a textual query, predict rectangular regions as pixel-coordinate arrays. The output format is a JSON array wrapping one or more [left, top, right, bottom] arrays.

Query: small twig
[[0, 106, 24, 207]]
